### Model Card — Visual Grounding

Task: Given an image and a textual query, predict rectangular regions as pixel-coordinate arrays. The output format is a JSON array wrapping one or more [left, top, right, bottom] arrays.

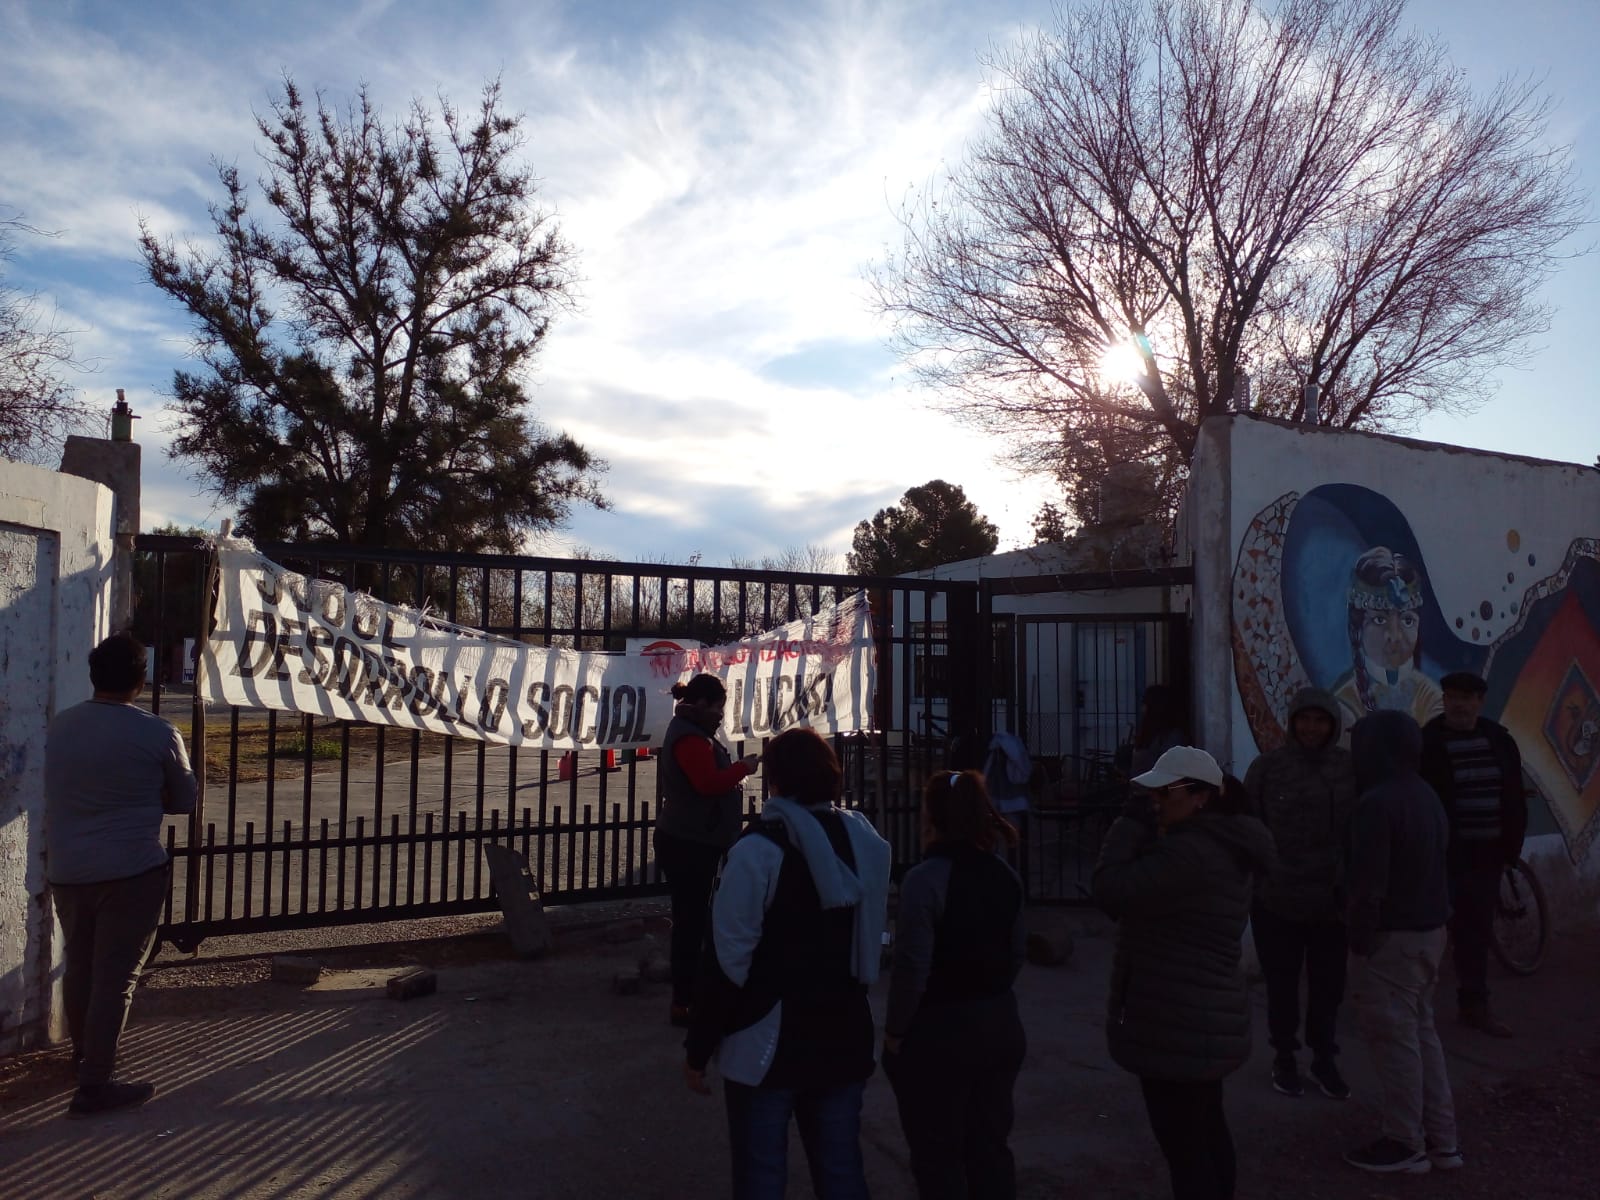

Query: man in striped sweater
[[1419, 672, 1528, 1038]]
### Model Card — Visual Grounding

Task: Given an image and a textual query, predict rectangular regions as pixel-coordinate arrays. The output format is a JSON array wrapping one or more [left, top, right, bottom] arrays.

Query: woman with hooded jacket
[[1093, 746, 1276, 1200], [1243, 686, 1357, 1100]]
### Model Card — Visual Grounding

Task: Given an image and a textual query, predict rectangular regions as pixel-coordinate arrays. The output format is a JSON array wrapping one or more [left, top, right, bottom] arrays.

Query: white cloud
[[8, 0, 1591, 561], [514, 3, 994, 371]]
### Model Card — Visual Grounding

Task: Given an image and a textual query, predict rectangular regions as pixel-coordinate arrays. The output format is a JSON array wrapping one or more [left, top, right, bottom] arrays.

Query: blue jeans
[[724, 1078, 869, 1199]]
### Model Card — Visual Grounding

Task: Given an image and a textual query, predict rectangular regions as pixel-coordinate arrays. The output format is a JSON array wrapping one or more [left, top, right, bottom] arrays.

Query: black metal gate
[[980, 569, 1192, 904], [131, 536, 986, 946]]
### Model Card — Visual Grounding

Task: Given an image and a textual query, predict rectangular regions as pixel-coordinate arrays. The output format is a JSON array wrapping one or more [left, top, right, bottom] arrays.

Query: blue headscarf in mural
[[1281, 485, 1487, 713]]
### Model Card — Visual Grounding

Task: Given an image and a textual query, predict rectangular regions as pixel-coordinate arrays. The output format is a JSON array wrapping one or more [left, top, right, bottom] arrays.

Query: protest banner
[[198, 541, 876, 750]]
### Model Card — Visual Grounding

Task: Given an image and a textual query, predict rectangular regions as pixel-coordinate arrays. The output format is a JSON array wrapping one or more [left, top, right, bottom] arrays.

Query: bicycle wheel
[[1489, 858, 1548, 976]]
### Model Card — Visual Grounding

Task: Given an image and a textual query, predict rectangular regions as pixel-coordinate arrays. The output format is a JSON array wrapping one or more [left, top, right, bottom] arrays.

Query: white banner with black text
[[198, 542, 877, 750]]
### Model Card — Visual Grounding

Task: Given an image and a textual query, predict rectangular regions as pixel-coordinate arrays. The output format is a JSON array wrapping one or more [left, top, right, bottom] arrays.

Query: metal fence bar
[[263, 710, 277, 919], [135, 533, 1155, 942]]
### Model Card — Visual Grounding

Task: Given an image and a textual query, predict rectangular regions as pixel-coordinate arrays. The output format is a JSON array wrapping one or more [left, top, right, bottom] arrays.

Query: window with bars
[[910, 621, 950, 700]]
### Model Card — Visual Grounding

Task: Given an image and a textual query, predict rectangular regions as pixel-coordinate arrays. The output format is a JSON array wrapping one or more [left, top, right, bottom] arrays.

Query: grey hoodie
[[1242, 687, 1357, 921], [1345, 711, 1451, 955]]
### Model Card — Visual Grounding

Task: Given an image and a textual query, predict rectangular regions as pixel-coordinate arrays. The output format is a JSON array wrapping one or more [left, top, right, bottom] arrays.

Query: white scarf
[[761, 794, 891, 984]]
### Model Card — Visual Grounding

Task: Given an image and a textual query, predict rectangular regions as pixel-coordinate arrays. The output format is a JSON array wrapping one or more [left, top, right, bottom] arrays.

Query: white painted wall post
[[0, 462, 115, 1054]]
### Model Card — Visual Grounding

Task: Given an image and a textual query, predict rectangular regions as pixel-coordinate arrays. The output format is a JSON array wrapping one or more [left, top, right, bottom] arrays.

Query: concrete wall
[[0, 460, 115, 1053], [1188, 415, 1600, 923], [60, 435, 139, 631]]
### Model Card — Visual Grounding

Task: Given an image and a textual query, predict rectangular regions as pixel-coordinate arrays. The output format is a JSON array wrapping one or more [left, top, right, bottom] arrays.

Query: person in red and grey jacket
[[655, 673, 760, 1027]]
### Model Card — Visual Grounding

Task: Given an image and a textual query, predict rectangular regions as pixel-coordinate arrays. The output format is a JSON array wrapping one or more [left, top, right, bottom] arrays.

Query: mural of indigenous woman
[[1232, 479, 1600, 860], [1331, 547, 1443, 732]]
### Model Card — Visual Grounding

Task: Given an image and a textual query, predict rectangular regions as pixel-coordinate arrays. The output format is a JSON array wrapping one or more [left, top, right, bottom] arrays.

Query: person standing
[[884, 770, 1027, 1199], [1343, 710, 1458, 1174], [683, 727, 892, 1199], [1094, 748, 1275, 1200], [1420, 671, 1527, 1038], [981, 731, 1032, 874], [1243, 688, 1358, 1100], [655, 673, 760, 1027], [45, 632, 197, 1117], [1127, 685, 1188, 777]]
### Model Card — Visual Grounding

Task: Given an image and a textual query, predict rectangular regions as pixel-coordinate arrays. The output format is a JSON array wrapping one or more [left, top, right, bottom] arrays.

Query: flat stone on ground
[[386, 966, 437, 1001]]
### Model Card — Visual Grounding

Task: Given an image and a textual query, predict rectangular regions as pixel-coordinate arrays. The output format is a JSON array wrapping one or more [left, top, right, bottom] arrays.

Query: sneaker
[[66, 1080, 156, 1118], [1344, 1136, 1430, 1174], [1459, 1007, 1513, 1038], [1309, 1058, 1351, 1100], [1271, 1057, 1304, 1097], [1428, 1146, 1464, 1170]]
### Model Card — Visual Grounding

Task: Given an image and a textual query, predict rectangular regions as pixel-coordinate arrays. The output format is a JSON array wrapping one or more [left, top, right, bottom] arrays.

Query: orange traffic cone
[[558, 751, 576, 781], [634, 745, 652, 761], [602, 749, 620, 771]]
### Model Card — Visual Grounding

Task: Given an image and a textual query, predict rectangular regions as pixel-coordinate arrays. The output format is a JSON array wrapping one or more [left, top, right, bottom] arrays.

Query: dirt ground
[[199, 714, 456, 785], [1, 910, 1596, 1199]]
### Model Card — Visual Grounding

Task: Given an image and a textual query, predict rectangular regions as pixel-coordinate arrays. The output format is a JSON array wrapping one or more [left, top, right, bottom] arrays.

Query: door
[[1073, 621, 1146, 773], [1017, 616, 1169, 784]]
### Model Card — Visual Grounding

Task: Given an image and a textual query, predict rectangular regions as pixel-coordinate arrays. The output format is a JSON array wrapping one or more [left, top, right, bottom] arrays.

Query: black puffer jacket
[[1243, 688, 1357, 921], [1093, 809, 1276, 1082]]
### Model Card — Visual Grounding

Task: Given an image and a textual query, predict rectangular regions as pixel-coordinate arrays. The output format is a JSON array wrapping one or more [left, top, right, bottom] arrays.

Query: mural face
[[1328, 544, 1439, 733], [1232, 483, 1600, 862], [1361, 608, 1420, 672]]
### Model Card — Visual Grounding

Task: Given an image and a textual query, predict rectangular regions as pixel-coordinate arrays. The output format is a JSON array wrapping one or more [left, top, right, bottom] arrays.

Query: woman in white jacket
[[682, 728, 892, 1200]]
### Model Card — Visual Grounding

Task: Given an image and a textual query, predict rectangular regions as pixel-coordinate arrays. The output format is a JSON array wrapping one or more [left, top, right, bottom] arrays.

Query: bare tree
[[771, 544, 842, 576], [0, 214, 95, 463], [726, 545, 845, 624], [872, 0, 1585, 516], [727, 544, 841, 575]]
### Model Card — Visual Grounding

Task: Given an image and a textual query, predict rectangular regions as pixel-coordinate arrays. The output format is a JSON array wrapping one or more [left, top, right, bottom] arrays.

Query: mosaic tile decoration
[[1230, 491, 1311, 753]]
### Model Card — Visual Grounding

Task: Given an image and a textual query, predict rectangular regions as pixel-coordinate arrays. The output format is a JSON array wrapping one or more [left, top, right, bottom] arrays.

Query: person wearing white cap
[[1093, 746, 1276, 1200]]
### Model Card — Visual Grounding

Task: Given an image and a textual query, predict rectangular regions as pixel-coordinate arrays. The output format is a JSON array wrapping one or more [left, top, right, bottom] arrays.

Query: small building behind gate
[[890, 490, 1187, 792]]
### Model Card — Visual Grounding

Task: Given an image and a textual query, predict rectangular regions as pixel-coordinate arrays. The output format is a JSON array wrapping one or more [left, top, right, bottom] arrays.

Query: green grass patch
[[272, 732, 343, 760]]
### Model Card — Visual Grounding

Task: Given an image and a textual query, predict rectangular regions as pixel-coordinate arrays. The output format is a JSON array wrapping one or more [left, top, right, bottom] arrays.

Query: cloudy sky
[[2, 0, 1595, 565]]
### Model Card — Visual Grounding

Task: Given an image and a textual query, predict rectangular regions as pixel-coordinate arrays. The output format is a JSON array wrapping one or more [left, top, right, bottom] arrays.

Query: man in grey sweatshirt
[[1342, 710, 1456, 1176], [46, 633, 197, 1117]]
